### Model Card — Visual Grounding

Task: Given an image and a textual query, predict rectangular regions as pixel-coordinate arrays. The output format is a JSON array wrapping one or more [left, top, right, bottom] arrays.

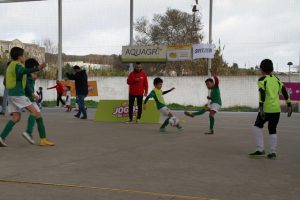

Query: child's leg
[[193, 108, 207, 116], [160, 112, 173, 129], [185, 107, 209, 117], [26, 115, 36, 136], [252, 113, 267, 152], [26, 105, 45, 138], [0, 112, 21, 140], [268, 113, 280, 154], [26, 105, 54, 146], [209, 111, 216, 130]]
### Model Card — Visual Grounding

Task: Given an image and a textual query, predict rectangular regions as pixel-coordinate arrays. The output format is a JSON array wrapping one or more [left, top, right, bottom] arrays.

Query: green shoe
[[248, 150, 266, 158], [204, 129, 214, 135], [159, 128, 167, 133], [184, 111, 194, 118], [267, 153, 277, 160]]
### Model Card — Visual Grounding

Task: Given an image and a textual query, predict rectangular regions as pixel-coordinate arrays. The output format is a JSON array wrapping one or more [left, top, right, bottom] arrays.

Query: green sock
[[36, 117, 46, 139], [1, 120, 16, 140], [193, 109, 206, 116], [160, 118, 170, 129], [209, 116, 215, 130], [26, 115, 35, 135]]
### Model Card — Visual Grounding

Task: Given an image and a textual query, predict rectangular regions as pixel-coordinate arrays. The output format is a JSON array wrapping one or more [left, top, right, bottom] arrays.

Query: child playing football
[[184, 69, 222, 134], [144, 77, 183, 132]]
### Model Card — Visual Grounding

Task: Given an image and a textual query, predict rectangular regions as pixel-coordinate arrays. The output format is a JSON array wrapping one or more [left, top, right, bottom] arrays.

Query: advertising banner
[[167, 44, 192, 61], [61, 80, 98, 96], [94, 100, 160, 123], [192, 43, 215, 59], [122, 45, 167, 63], [280, 82, 300, 101]]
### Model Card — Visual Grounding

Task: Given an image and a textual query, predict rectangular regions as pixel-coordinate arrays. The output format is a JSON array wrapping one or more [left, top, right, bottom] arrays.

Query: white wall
[[0, 75, 299, 108]]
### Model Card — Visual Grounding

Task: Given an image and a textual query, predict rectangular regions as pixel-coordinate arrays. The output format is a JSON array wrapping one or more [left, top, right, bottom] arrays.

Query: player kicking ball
[[143, 77, 183, 133], [184, 69, 222, 134], [249, 59, 292, 160]]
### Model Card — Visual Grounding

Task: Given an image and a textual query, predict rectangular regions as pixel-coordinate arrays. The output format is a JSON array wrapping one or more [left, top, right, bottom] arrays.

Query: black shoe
[[74, 114, 80, 118], [80, 116, 87, 119], [267, 153, 277, 160], [249, 150, 266, 158]]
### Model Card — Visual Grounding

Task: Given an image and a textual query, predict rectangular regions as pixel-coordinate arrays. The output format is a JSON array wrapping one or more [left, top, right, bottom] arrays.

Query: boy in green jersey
[[144, 77, 183, 132], [0, 47, 47, 147], [184, 69, 222, 134], [249, 59, 292, 160], [23, 58, 55, 147]]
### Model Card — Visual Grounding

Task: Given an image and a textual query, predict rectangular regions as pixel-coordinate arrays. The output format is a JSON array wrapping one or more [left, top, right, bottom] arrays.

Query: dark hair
[[25, 58, 39, 69], [10, 47, 24, 60], [260, 59, 273, 73], [136, 62, 141, 65], [73, 65, 80, 70], [205, 78, 214, 84], [153, 77, 163, 85], [39, 87, 43, 90], [66, 86, 71, 90]]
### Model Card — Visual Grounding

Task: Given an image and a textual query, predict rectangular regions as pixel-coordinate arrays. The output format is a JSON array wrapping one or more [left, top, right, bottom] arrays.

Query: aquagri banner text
[[122, 45, 167, 63]]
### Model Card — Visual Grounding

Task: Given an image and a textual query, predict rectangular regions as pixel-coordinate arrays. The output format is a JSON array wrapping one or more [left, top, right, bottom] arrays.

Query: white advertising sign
[[193, 44, 215, 59]]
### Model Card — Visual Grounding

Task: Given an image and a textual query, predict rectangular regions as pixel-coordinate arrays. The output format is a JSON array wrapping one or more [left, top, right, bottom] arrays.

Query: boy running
[[23, 58, 55, 146], [184, 69, 222, 134], [143, 77, 183, 132], [0, 47, 48, 147], [249, 59, 292, 160]]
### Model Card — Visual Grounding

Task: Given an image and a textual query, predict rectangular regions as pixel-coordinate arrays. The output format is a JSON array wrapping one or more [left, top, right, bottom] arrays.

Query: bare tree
[[42, 38, 58, 54], [135, 8, 203, 45]]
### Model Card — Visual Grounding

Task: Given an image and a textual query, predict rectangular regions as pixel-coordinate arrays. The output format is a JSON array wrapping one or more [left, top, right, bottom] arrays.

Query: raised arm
[[47, 85, 57, 90], [210, 68, 219, 86], [162, 87, 175, 95]]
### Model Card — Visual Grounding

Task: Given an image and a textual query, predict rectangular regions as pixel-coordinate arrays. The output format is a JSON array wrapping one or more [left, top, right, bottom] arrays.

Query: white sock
[[269, 134, 277, 154], [252, 126, 264, 151]]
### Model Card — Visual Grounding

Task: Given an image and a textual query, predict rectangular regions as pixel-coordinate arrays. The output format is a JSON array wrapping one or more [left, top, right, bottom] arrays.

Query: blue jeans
[[76, 95, 87, 117], [1, 88, 8, 113]]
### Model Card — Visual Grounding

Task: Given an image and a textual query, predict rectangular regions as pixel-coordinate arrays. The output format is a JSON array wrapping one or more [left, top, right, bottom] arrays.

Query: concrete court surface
[[0, 108, 299, 200]]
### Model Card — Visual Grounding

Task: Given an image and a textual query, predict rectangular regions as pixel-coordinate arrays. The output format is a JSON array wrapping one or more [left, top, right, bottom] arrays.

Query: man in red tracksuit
[[127, 62, 148, 123], [47, 80, 65, 107]]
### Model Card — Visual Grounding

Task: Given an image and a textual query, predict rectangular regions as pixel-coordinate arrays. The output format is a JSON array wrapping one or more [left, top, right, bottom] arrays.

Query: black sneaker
[[80, 116, 87, 119], [249, 150, 266, 158], [74, 114, 80, 118], [267, 153, 277, 160]]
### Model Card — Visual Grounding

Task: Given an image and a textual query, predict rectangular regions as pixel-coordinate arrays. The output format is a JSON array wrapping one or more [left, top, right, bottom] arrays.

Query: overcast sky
[[0, 0, 299, 71]]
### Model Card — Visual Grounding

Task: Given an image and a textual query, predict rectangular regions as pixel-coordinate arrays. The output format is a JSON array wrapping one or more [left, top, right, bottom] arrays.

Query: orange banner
[[61, 80, 98, 96]]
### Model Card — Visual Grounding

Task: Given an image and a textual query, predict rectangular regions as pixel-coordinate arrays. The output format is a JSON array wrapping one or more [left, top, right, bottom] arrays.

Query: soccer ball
[[169, 117, 180, 127]]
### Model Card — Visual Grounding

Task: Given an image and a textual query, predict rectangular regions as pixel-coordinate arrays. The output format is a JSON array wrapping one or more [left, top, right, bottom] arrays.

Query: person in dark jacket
[[66, 65, 88, 119], [126, 62, 148, 123]]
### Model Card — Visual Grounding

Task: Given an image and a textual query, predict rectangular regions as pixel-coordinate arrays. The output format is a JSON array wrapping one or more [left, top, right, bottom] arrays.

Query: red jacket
[[48, 82, 65, 95], [127, 70, 148, 96]]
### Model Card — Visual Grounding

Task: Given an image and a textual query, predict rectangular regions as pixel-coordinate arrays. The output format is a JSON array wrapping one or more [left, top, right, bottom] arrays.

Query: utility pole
[[58, 0, 62, 80], [208, 0, 213, 77], [129, 0, 134, 72]]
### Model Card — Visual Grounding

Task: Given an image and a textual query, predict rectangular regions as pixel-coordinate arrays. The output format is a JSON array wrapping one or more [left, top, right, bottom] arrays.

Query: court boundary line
[[0, 179, 217, 200]]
